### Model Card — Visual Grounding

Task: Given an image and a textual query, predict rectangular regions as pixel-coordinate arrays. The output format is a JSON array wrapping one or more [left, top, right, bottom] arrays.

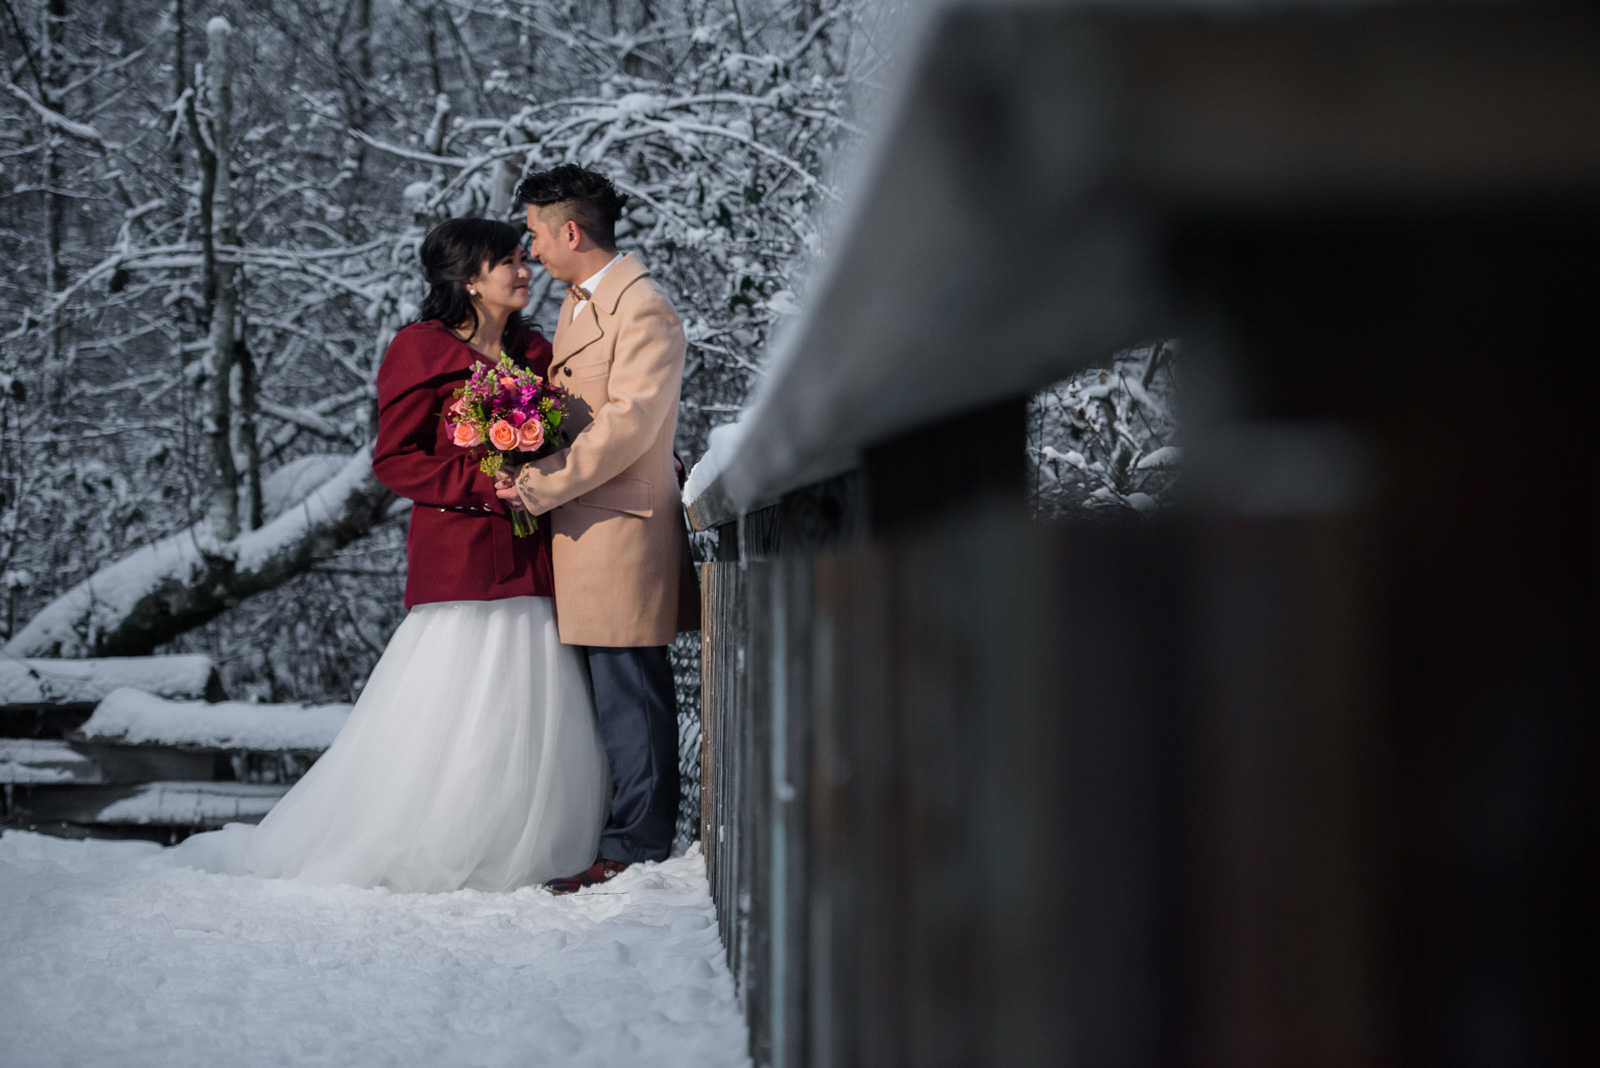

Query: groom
[[496, 164, 692, 893]]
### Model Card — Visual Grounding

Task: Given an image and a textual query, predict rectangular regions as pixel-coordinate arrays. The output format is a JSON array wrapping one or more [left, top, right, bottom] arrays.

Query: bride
[[241, 218, 610, 893]]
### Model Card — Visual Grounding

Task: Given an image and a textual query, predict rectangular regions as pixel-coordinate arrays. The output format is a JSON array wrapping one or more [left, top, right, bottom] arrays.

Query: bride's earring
[[468, 287, 479, 297]]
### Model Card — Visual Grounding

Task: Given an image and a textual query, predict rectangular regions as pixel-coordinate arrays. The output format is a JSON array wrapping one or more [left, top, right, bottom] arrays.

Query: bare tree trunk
[[0, 360, 22, 641], [440, 6, 485, 114], [422, 3, 445, 98], [41, 0, 69, 373], [42, 0, 66, 294], [204, 17, 239, 542], [183, 61, 216, 314], [170, 0, 187, 174], [488, 128, 526, 217], [333, 0, 374, 182], [356, 0, 373, 147], [518, 6, 534, 85], [424, 90, 452, 187], [42, 151, 65, 295], [235, 322, 264, 530]]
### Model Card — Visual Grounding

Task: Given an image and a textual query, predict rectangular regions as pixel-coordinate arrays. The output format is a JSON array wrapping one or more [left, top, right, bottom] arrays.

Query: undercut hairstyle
[[515, 164, 627, 251], [416, 218, 529, 361]]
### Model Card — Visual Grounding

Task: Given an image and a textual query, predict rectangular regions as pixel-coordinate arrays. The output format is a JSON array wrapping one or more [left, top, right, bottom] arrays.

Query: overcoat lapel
[[547, 292, 575, 361], [551, 303, 603, 373], [546, 254, 653, 375]]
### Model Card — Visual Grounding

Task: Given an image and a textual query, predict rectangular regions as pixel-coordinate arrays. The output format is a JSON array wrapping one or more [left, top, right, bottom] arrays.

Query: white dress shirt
[[571, 253, 624, 322]]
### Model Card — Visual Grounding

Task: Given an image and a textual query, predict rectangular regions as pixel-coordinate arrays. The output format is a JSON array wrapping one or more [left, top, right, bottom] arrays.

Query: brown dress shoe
[[545, 859, 629, 895]]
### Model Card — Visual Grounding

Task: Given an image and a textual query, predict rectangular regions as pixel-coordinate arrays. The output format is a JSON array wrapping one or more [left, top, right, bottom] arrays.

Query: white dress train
[[242, 596, 610, 893]]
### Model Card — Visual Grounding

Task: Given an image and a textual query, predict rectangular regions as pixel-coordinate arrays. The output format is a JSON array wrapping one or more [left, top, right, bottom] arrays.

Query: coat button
[[563, 366, 572, 376]]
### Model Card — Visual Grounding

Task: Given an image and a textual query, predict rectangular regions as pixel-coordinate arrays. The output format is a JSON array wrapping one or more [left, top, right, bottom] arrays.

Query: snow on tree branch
[[3, 449, 394, 658], [4, 82, 120, 150]]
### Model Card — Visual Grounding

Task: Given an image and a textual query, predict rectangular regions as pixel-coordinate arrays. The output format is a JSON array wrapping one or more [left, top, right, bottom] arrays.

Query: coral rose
[[488, 420, 519, 451], [452, 422, 481, 447], [517, 418, 545, 451]]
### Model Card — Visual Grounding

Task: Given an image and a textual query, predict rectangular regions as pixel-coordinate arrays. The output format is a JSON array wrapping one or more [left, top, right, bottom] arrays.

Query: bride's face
[[467, 246, 532, 316]]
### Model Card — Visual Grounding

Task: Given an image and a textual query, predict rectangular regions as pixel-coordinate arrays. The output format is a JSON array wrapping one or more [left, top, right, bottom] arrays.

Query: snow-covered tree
[[3, 2, 891, 843], [2, 0, 886, 684]]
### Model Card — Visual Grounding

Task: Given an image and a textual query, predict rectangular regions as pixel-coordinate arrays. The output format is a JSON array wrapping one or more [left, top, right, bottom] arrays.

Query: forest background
[[1, 0, 1174, 838]]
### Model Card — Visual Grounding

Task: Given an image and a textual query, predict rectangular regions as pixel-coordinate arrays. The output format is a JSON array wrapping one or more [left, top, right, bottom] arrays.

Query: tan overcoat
[[514, 252, 692, 647]]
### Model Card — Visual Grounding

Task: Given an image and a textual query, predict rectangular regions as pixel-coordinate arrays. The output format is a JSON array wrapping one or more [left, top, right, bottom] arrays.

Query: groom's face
[[525, 205, 577, 283]]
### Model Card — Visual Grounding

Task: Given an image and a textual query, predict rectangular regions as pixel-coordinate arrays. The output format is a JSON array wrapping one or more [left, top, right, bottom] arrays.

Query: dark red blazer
[[373, 320, 555, 609]]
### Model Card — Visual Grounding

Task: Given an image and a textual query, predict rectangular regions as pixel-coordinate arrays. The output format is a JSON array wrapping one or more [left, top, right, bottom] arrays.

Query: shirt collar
[[577, 253, 625, 300]]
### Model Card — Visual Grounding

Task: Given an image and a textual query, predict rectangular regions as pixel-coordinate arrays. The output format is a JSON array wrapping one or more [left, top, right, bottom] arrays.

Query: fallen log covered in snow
[[14, 780, 288, 831], [3, 448, 395, 658], [0, 654, 222, 707], [4, 689, 350, 838], [0, 739, 104, 785], [78, 688, 351, 753]]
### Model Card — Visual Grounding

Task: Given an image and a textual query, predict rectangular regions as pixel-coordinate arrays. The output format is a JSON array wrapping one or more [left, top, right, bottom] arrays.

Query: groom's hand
[[494, 466, 527, 512]]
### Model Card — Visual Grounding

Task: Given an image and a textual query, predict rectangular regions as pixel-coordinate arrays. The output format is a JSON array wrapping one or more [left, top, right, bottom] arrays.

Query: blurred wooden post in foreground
[[688, 3, 1598, 1065]]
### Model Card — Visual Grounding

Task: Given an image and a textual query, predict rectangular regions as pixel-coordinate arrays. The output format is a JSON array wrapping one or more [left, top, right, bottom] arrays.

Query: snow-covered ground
[[0, 831, 750, 1068]]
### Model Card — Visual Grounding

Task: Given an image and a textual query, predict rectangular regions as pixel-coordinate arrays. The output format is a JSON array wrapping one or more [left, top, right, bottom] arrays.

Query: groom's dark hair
[[516, 164, 627, 251]]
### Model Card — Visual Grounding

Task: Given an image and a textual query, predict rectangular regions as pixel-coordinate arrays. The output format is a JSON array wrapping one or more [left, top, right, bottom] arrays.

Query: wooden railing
[[685, 3, 1599, 1065]]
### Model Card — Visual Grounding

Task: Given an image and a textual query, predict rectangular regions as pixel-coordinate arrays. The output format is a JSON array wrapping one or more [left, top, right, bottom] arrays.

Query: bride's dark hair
[[417, 218, 529, 361]]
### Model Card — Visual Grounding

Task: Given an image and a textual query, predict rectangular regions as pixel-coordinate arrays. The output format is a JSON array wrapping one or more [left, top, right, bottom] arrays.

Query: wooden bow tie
[[566, 285, 591, 304]]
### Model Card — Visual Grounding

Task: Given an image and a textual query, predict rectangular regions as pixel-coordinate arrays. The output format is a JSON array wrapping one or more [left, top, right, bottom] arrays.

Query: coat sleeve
[[371, 335, 504, 512], [514, 290, 685, 516]]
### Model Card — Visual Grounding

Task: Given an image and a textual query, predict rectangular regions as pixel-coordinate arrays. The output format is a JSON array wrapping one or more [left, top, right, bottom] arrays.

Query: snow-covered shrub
[[1028, 341, 1180, 520]]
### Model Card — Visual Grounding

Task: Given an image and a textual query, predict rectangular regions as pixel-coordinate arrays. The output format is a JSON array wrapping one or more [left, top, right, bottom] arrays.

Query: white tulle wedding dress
[[240, 596, 610, 893]]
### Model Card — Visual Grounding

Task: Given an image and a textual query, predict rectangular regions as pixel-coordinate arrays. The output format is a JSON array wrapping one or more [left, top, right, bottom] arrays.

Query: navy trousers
[[585, 645, 679, 863]]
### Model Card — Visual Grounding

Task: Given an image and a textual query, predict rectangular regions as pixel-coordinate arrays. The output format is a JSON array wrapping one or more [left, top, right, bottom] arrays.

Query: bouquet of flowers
[[445, 353, 571, 536]]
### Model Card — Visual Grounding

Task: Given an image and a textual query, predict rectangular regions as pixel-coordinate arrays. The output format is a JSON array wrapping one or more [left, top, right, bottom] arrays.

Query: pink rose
[[446, 397, 466, 417], [509, 410, 527, 427], [488, 419, 519, 451], [452, 422, 481, 448], [499, 376, 518, 390], [517, 419, 545, 451]]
